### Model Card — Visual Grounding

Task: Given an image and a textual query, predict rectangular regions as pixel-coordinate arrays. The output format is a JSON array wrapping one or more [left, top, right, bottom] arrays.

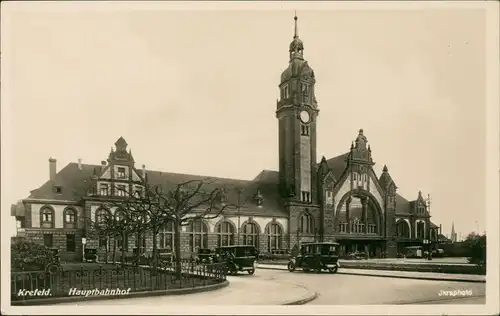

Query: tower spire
[[288, 12, 304, 61], [294, 12, 299, 39]]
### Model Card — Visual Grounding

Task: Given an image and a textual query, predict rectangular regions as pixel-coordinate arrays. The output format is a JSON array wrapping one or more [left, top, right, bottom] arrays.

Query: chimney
[[49, 158, 57, 181], [142, 164, 146, 178], [78, 158, 82, 171], [101, 160, 107, 167]]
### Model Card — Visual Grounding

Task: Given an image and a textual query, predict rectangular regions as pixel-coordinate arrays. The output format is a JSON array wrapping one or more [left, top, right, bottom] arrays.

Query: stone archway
[[334, 188, 384, 235], [396, 219, 410, 238]]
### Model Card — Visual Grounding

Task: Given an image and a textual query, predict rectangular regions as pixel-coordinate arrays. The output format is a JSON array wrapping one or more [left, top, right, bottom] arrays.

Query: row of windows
[[97, 221, 284, 253], [99, 184, 143, 197], [280, 83, 311, 102], [352, 173, 368, 182], [338, 222, 377, 233], [396, 220, 429, 239], [40, 207, 77, 229]]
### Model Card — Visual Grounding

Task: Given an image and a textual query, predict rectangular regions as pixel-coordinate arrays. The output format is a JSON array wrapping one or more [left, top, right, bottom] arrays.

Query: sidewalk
[[56, 274, 317, 305], [256, 264, 486, 283]]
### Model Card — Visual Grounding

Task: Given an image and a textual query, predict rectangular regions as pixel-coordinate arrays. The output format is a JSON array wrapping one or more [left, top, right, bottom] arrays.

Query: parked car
[[84, 248, 98, 263], [195, 248, 213, 264], [287, 242, 340, 273], [213, 245, 258, 275]]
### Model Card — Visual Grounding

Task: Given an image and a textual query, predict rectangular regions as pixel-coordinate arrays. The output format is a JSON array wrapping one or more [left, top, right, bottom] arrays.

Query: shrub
[[463, 233, 486, 267], [11, 239, 56, 272]]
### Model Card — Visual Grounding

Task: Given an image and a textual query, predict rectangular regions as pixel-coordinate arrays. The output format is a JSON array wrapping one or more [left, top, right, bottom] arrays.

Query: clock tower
[[276, 15, 319, 206]]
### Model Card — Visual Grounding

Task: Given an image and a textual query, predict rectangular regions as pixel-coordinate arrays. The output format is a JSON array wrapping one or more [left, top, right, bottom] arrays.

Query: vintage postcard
[[1, 1, 498, 315]]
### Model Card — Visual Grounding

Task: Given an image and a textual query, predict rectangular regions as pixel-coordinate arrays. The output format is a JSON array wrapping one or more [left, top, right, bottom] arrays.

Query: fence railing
[[11, 261, 226, 302]]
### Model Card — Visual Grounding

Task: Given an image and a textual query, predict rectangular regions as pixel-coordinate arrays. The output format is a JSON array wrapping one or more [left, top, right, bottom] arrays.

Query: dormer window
[[254, 189, 264, 207], [117, 167, 126, 179]]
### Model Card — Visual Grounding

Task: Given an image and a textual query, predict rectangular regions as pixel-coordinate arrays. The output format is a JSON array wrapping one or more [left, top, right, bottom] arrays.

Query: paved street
[[274, 269, 486, 305], [56, 268, 485, 305]]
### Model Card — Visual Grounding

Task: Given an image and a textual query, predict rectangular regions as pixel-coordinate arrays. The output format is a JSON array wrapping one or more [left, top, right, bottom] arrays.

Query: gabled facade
[[12, 15, 441, 261]]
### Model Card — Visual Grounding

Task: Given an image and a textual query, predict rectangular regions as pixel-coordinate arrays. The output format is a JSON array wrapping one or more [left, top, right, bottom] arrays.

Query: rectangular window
[[117, 235, 128, 251], [284, 85, 289, 99], [301, 125, 310, 136], [43, 234, 53, 248], [134, 186, 143, 198], [117, 167, 126, 179], [99, 237, 108, 249], [66, 234, 76, 252], [116, 185, 126, 197], [99, 184, 109, 196]]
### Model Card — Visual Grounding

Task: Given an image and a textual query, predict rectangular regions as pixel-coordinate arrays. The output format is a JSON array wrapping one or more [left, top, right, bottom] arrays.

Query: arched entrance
[[334, 189, 384, 258]]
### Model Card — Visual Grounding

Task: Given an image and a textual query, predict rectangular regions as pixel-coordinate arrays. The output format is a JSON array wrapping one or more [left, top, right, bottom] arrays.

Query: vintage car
[[84, 248, 98, 263], [214, 245, 258, 275], [287, 242, 340, 273], [196, 248, 213, 264]]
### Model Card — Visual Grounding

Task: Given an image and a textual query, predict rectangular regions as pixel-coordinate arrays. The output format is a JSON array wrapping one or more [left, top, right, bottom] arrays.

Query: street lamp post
[[237, 188, 243, 245], [81, 237, 87, 263]]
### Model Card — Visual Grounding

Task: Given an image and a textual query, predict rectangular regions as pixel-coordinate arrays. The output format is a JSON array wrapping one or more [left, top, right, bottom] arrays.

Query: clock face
[[300, 110, 310, 123]]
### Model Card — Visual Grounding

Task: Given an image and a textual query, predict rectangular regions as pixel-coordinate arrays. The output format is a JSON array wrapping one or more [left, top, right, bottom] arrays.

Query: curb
[[257, 266, 486, 284], [282, 291, 319, 305], [11, 280, 230, 306]]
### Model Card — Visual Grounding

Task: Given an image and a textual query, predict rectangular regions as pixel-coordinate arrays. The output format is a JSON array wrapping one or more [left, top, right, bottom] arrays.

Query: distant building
[[11, 15, 442, 261], [451, 222, 458, 243]]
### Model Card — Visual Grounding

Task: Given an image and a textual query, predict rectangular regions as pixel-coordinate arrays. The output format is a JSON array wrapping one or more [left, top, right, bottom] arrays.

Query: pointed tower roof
[[378, 164, 396, 192], [280, 13, 315, 85]]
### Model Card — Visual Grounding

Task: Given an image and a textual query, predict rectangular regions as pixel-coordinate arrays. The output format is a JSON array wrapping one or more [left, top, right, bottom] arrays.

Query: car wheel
[[248, 268, 255, 275], [328, 266, 338, 274], [287, 262, 296, 272], [302, 264, 310, 273]]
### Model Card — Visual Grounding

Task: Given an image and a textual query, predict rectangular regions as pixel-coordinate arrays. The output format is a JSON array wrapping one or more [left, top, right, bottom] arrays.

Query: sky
[[1, 1, 491, 239]]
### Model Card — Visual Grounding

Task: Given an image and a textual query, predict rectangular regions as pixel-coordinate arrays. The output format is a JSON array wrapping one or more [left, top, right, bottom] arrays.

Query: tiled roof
[[395, 193, 411, 214], [429, 222, 439, 228], [325, 152, 350, 180], [26, 163, 287, 217], [28, 163, 99, 201]]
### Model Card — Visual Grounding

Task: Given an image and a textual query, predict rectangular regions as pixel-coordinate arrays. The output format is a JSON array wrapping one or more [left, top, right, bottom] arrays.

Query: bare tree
[[77, 173, 244, 278], [150, 178, 241, 278]]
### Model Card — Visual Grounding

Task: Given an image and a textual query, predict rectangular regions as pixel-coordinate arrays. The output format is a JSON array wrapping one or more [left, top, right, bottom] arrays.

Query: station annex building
[[11, 16, 442, 262]]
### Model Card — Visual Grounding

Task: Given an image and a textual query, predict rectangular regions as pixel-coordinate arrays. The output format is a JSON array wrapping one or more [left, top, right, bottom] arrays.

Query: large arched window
[[299, 213, 314, 234], [95, 208, 111, 226], [40, 206, 55, 228], [216, 221, 235, 247], [266, 222, 283, 252], [159, 221, 174, 251], [396, 220, 410, 238], [189, 220, 209, 252], [63, 207, 77, 229], [242, 222, 259, 247], [416, 222, 425, 239]]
